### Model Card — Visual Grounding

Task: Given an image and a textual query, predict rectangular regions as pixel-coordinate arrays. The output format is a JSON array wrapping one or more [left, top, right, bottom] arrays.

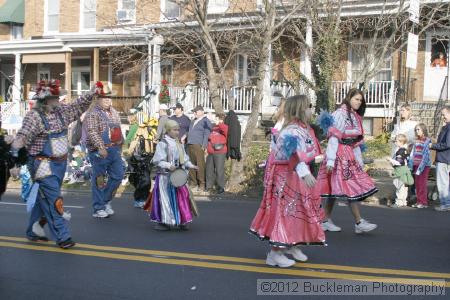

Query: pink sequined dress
[[317, 106, 378, 201], [250, 122, 326, 247]]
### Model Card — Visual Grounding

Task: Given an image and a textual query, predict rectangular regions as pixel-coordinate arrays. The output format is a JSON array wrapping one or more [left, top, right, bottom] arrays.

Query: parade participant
[[408, 123, 432, 208], [149, 120, 198, 231], [319, 88, 378, 234], [9, 79, 96, 248], [250, 95, 326, 268], [85, 82, 124, 218], [0, 134, 12, 200], [128, 121, 153, 208]]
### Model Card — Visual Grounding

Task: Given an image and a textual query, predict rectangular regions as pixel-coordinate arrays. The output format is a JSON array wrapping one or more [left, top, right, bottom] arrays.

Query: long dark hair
[[341, 88, 366, 126]]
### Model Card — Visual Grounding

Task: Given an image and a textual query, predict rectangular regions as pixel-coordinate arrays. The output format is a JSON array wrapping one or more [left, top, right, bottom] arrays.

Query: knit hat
[[165, 119, 180, 132]]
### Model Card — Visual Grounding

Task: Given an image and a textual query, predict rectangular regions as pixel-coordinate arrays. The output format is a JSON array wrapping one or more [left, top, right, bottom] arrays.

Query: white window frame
[[348, 41, 392, 82], [207, 0, 229, 14], [160, 0, 181, 22], [10, 25, 23, 40], [236, 53, 258, 86], [117, 0, 136, 24], [44, 0, 60, 34], [80, 0, 97, 32]]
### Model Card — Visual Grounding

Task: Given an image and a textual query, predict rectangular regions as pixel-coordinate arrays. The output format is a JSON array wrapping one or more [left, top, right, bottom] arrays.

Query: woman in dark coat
[[224, 110, 242, 161]]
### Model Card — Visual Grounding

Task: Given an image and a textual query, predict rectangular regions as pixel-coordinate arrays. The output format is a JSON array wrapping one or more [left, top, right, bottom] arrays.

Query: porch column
[[150, 34, 164, 116], [93, 47, 99, 83], [12, 53, 21, 116], [262, 43, 272, 109], [65, 52, 72, 101]]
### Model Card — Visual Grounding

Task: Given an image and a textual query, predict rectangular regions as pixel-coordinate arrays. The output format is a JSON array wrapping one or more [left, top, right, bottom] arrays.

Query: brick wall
[[24, 0, 44, 38], [0, 24, 10, 41], [137, 0, 160, 24], [60, 0, 80, 32], [97, 0, 118, 30], [229, 0, 257, 13]]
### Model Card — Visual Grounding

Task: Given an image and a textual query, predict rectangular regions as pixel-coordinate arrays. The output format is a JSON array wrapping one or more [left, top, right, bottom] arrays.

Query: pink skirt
[[318, 144, 378, 201], [250, 154, 326, 247]]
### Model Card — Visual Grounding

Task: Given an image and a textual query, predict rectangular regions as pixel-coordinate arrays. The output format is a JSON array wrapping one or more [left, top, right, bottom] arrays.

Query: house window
[[207, 0, 229, 14], [351, 44, 392, 82], [430, 37, 449, 68], [10, 25, 23, 40], [117, 0, 136, 24], [161, 0, 181, 21], [236, 54, 258, 86], [81, 0, 96, 31], [46, 0, 60, 32]]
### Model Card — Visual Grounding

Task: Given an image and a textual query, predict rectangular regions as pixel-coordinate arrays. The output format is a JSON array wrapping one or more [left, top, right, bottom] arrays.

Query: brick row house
[[0, 0, 449, 135]]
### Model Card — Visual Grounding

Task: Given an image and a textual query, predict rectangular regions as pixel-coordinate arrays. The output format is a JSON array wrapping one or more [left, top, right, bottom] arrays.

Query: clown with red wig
[[9, 80, 98, 249]]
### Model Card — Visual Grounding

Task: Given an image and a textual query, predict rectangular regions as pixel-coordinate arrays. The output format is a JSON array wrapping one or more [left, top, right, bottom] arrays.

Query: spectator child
[[389, 134, 413, 207], [408, 123, 432, 208]]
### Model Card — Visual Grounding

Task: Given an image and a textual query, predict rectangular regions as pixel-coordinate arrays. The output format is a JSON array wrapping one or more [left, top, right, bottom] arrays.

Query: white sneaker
[[266, 250, 296, 268], [284, 247, 308, 262], [93, 210, 109, 218], [105, 203, 114, 216], [321, 219, 342, 232], [32, 221, 46, 237], [355, 219, 377, 234]]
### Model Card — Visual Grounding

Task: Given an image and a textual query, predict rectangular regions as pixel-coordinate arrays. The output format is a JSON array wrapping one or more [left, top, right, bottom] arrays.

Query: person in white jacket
[[391, 104, 417, 154]]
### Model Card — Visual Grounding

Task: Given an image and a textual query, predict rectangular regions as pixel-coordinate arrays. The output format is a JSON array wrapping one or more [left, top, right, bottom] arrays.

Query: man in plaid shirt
[[10, 80, 97, 249], [85, 89, 124, 218]]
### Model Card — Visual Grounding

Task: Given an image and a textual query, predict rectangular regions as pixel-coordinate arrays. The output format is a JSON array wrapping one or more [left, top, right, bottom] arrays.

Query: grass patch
[[364, 134, 391, 160]]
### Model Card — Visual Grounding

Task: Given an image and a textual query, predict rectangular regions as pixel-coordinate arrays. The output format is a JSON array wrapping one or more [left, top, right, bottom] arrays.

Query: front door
[[423, 33, 450, 101], [71, 70, 91, 96]]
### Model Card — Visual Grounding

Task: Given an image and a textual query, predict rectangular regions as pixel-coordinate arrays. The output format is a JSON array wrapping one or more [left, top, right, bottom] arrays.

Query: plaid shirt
[[16, 95, 94, 156], [85, 105, 122, 151]]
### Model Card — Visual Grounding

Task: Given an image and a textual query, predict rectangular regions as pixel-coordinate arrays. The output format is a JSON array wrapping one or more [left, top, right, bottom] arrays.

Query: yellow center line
[[0, 235, 449, 280], [0, 239, 448, 287]]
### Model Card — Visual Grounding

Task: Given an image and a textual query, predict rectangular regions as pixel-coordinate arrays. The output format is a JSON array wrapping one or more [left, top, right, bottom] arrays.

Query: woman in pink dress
[[318, 88, 378, 234], [250, 95, 326, 268]]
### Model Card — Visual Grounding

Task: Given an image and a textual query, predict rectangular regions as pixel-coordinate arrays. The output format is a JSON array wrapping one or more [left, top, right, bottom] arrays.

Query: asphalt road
[[1, 190, 449, 300]]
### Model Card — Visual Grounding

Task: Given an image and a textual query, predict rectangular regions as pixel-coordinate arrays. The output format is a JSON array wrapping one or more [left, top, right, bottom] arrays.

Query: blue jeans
[[26, 160, 70, 243], [436, 163, 450, 207], [89, 147, 124, 212]]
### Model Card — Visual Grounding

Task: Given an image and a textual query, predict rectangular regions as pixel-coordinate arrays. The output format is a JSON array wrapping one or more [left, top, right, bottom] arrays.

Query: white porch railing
[[0, 102, 18, 123], [168, 80, 396, 114], [333, 80, 396, 106]]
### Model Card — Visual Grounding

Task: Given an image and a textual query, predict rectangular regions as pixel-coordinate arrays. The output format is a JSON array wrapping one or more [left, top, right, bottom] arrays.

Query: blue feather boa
[[360, 143, 367, 153], [316, 109, 334, 135], [282, 135, 299, 157]]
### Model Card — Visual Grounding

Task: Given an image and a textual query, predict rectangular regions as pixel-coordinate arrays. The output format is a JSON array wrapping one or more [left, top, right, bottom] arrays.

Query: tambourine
[[169, 168, 188, 187]]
